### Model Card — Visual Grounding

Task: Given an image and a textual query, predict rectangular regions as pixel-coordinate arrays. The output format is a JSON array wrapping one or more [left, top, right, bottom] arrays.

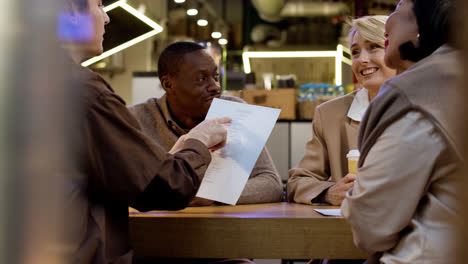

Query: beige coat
[[287, 91, 359, 204], [342, 45, 462, 263]]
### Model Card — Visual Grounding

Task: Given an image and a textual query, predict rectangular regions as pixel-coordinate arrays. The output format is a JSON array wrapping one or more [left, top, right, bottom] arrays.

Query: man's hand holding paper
[[185, 117, 232, 151], [196, 98, 281, 205]]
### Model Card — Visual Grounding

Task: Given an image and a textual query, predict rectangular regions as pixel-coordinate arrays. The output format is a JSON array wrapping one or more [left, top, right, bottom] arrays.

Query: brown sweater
[[128, 94, 283, 204]]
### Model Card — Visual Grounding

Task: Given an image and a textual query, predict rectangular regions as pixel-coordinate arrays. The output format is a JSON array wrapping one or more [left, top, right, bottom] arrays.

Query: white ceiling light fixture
[[217, 27, 229, 45], [82, 0, 163, 67], [211, 21, 223, 39], [187, 9, 198, 16], [197, 7, 208, 27], [242, 45, 351, 86], [218, 38, 228, 45], [186, 0, 198, 16], [211, 32, 222, 39], [197, 19, 208, 26], [174, 0, 186, 3]]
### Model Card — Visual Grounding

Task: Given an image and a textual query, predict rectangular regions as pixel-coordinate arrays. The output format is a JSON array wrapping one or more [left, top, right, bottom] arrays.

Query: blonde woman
[[287, 16, 397, 206]]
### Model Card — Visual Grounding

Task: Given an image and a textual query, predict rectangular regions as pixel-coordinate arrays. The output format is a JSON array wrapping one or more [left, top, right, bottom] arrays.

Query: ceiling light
[[218, 38, 228, 45], [211, 21, 223, 39], [174, 0, 186, 3], [242, 45, 351, 86], [82, 0, 163, 67], [197, 19, 208, 26], [196, 5, 209, 27], [186, 0, 199, 16], [102, 0, 121, 12], [187, 8, 198, 16], [211, 32, 222, 39]]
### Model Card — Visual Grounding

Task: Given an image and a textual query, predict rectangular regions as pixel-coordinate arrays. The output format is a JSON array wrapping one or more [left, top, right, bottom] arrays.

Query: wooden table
[[129, 203, 368, 260]]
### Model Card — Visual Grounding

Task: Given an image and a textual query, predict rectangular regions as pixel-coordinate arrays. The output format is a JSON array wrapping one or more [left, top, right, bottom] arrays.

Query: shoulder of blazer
[[316, 91, 357, 118]]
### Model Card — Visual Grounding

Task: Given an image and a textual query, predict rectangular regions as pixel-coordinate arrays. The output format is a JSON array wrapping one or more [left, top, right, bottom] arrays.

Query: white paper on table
[[314, 209, 342, 217], [196, 98, 281, 205]]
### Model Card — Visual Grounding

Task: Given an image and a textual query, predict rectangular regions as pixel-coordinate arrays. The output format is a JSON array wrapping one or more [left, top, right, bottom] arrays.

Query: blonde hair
[[347, 15, 388, 48]]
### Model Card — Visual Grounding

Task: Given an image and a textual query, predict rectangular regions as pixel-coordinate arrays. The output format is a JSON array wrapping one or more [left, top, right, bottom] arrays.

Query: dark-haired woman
[[341, 0, 462, 263]]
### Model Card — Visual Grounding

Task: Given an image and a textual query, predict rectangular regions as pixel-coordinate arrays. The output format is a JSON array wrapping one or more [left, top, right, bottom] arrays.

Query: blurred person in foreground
[[340, 0, 462, 263], [287, 16, 397, 206], [129, 41, 282, 207], [61, 0, 230, 263]]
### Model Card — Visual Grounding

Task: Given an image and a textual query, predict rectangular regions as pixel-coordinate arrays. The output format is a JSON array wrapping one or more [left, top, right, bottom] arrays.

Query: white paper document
[[196, 98, 281, 205], [314, 209, 342, 217]]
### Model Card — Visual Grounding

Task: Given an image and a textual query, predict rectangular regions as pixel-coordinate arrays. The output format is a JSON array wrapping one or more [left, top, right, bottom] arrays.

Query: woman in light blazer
[[287, 16, 397, 206]]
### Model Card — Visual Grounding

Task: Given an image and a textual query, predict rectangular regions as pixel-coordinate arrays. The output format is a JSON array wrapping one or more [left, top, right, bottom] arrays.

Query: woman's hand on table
[[324, 174, 357, 205]]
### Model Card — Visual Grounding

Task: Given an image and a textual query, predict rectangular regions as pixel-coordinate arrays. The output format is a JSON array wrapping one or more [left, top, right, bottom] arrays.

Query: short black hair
[[157, 42, 205, 79], [400, 0, 453, 61]]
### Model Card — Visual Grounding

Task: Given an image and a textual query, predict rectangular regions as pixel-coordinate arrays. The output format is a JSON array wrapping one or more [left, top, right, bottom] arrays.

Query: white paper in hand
[[196, 98, 281, 205]]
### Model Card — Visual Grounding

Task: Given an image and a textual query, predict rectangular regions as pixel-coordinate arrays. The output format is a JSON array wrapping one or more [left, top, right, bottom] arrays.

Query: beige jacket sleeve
[[287, 107, 335, 204], [341, 112, 444, 253], [237, 147, 283, 204]]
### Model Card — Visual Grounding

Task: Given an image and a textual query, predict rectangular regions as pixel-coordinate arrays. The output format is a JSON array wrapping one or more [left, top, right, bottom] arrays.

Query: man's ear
[[160, 75, 173, 94]]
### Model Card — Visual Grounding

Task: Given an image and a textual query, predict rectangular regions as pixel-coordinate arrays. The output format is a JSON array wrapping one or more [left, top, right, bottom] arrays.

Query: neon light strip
[[341, 45, 351, 55], [82, 30, 159, 67], [242, 52, 252, 74], [340, 44, 352, 65], [103, 0, 123, 12], [341, 57, 352, 66], [243, 45, 352, 85], [335, 45, 343, 86], [119, 2, 163, 30], [339, 44, 352, 65], [243, 51, 336, 74], [244, 51, 337, 59], [82, 0, 163, 67]]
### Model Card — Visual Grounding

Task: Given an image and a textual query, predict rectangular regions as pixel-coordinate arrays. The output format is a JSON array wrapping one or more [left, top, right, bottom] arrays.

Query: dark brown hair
[[400, 0, 453, 61]]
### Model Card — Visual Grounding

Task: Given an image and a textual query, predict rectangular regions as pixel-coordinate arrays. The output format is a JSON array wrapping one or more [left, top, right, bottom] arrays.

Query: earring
[[417, 33, 420, 40]]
